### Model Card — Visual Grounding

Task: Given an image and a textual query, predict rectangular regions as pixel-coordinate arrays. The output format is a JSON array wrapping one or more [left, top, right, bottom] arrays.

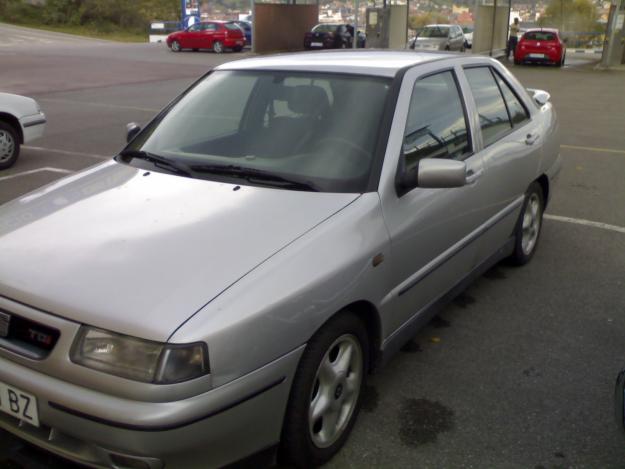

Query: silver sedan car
[[0, 51, 560, 468]]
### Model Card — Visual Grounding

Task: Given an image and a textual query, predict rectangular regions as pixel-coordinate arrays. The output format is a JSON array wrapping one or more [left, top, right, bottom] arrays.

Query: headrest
[[286, 85, 330, 116]]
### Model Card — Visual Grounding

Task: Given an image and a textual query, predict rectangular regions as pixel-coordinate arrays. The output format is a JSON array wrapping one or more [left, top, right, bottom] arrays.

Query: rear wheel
[[557, 52, 565, 67], [233, 45, 243, 52], [514, 58, 521, 65], [213, 41, 224, 53], [509, 182, 544, 265], [0, 121, 19, 170], [280, 312, 368, 467]]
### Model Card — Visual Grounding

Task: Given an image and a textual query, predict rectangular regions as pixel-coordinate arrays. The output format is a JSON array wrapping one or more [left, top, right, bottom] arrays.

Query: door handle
[[525, 133, 540, 145], [465, 168, 483, 184]]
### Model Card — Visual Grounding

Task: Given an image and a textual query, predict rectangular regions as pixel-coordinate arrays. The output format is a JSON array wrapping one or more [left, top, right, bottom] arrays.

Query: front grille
[[0, 308, 60, 359]]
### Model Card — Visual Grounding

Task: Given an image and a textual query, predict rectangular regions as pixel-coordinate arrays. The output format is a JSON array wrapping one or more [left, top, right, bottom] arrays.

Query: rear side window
[[465, 67, 512, 147], [202, 23, 217, 31], [523, 32, 557, 41], [225, 23, 242, 31], [493, 71, 530, 126], [403, 70, 471, 170]]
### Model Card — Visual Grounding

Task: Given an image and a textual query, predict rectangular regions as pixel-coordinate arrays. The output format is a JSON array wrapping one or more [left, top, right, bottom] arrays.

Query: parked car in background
[[0, 93, 46, 170], [514, 28, 566, 66], [304, 23, 364, 49], [410, 24, 465, 52], [231, 20, 251, 46], [462, 25, 474, 48], [167, 21, 245, 53], [0, 51, 560, 468]]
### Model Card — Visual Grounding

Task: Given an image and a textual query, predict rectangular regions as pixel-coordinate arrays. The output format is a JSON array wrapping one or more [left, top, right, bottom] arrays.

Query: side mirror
[[396, 157, 467, 195], [418, 158, 467, 188], [527, 88, 551, 106], [126, 122, 141, 143]]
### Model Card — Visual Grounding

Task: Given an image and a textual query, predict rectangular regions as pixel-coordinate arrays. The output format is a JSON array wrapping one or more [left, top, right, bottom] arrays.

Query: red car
[[514, 28, 566, 67], [167, 21, 245, 53]]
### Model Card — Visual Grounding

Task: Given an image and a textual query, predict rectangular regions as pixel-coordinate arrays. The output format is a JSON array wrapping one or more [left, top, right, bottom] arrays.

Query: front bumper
[[0, 345, 304, 468], [19, 112, 46, 143]]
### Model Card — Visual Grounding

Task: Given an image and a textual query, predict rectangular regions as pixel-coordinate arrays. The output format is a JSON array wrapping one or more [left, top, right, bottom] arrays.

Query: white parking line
[[38, 98, 160, 113], [545, 214, 625, 235], [22, 146, 108, 160], [0, 167, 73, 182]]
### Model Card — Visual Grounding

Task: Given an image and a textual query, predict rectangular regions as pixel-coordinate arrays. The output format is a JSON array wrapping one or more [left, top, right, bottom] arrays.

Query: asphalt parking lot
[[1, 22, 625, 469]]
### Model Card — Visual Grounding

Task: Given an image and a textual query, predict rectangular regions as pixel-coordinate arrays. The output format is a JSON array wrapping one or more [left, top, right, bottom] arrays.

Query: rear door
[[200, 23, 218, 49], [460, 64, 543, 262]]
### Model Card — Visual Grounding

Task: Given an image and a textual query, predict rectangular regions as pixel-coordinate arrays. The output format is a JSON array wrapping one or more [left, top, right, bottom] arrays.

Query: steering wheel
[[314, 137, 370, 161]]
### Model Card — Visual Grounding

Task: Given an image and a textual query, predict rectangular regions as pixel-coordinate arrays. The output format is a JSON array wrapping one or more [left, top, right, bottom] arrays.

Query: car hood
[[0, 162, 359, 342]]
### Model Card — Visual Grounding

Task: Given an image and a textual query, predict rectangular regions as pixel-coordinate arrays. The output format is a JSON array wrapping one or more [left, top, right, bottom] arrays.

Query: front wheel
[[0, 121, 19, 170], [509, 181, 544, 265], [170, 40, 181, 52], [212, 41, 224, 53], [280, 312, 368, 467]]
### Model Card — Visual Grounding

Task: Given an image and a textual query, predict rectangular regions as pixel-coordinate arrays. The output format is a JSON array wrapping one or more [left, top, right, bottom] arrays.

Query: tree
[[538, 0, 602, 33], [409, 12, 449, 31]]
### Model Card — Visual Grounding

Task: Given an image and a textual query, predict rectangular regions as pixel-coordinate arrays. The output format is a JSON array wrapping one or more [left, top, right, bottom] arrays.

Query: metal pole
[[489, 0, 498, 56], [353, 0, 360, 48], [251, 0, 255, 53]]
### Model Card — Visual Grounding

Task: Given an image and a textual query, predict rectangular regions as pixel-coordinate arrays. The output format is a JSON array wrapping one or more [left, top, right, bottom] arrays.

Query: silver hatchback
[[0, 51, 560, 468]]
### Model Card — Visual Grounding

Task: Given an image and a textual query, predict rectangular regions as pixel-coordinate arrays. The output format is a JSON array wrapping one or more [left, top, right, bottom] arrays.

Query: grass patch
[[0, 20, 147, 42]]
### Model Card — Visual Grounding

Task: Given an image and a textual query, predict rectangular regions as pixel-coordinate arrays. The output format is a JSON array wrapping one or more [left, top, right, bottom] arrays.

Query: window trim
[[401, 67, 474, 163], [462, 65, 519, 149], [490, 68, 531, 129]]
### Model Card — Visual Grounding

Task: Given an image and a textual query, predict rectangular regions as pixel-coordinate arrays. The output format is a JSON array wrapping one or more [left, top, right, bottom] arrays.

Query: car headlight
[[70, 326, 209, 384]]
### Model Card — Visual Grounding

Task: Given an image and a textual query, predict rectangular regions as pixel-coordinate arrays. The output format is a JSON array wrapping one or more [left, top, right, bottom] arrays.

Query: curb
[[573, 49, 603, 54]]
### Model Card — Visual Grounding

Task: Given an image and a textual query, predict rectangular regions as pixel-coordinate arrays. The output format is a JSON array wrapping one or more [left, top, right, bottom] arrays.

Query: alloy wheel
[[308, 334, 363, 449], [521, 193, 541, 255], [0, 129, 15, 163]]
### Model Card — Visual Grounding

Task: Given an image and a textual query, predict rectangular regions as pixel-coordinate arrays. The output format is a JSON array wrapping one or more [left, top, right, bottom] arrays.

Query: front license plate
[[0, 381, 39, 427], [311, 42, 323, 47], [528, 53, 545, 58]]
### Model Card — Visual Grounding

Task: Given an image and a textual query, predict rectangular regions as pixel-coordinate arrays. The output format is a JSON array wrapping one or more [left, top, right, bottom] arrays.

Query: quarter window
[[465, 67, 513, 147], [402, 70, 471, 171]]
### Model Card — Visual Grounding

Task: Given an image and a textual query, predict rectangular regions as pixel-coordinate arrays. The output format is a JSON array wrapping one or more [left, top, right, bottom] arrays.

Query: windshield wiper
[[118, 149, 193, 177], [191, 164, 319, 192]]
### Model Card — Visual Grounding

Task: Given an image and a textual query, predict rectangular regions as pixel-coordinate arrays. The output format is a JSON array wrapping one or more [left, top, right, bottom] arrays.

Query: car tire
[[171, 40, 181, 52], [233, 45, 243, 52], [280, 311, 369, 468], [0, 121, 20, 170], [509, 181, 544, 266], [557, 53, 565, 67], [213, 41, 224, 53], [514, 58, 521, 65]]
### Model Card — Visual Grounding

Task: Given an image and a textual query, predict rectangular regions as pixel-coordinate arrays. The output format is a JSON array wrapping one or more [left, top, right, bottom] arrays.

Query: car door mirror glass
[[528, 88, 551, 106]]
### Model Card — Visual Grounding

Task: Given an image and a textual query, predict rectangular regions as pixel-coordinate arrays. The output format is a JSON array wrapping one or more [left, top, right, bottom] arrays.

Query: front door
[[200, 23, 218, 49], [379, 65, 490, 338]]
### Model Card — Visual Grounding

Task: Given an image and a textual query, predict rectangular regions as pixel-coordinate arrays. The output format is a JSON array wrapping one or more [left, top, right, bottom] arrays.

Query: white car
[[0, 93, 46, 170], [462, 26, 474, 48]]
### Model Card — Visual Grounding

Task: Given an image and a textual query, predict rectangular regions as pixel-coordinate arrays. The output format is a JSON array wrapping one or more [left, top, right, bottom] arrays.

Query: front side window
[[126, 71, 391, 193], [465, 67, 513, 147], [402, 70, 471, 171], [187, 24, 201, 32]]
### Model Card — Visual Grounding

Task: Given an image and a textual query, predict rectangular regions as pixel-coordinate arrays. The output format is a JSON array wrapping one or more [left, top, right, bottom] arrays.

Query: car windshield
[[312, 24, 338, 33], [125, 71, 391, 193], [420, 26, 449, 38], [524, 32, 557, 41]]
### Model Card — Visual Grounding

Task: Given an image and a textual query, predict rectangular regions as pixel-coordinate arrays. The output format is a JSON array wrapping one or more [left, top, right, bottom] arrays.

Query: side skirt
[[378, 236, 515, 368]]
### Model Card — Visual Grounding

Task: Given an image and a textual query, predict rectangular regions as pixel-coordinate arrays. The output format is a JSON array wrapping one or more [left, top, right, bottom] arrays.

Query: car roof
[[424, 24, 453, 27], [216, 50, 454, 77], [524, 28, 559, 34]]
